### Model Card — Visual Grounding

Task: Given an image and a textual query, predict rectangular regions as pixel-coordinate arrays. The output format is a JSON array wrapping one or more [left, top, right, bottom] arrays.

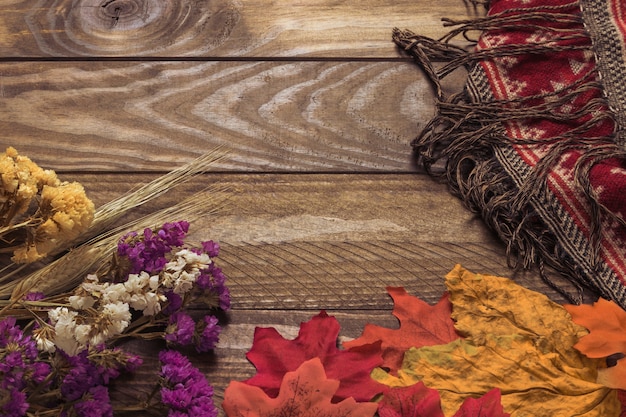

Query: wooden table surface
[[0, 0, 579, 414]]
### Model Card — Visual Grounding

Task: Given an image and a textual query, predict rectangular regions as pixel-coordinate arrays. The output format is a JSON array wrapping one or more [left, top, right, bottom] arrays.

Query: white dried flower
[[33, 325, 56, 353], [173, 270, 197, 295], [49, 307, 81, 355], [124, 272, 150, 293], [68, 294, 96, 310], [128, 293, 148, 311], [102, 302, 131, 334], [149, 274, 159, 291], [142, 292, 165, 316], [101, 283, 128, 304], [36, 336, 57, 354], [160, 249, 211, 294], [74, 324, 92, 345]]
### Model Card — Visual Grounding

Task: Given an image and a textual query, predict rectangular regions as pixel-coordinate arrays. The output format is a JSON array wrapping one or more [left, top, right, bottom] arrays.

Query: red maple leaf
[[453, 389, 510, 417], [243, 311, 384, 402], [377, 382, 445, 417], [343, 287, 460, 373], [378, 383, 509, 417], [223, 358, 378, 417]]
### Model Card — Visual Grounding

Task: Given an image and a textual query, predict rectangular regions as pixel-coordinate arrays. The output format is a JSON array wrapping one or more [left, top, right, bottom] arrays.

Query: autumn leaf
[[377, 383, 509, 417], [453, 389, 509, 417], [243, 311, 384, 402], [446, 265, 585, 349], [598, 360, 626, 390], [373, 265, 620, 417], [564, 298, 626, 389], [377, 382, 445, 417], [619, 390, 626, 417], [222, 357, 378, 417], [343, 287, 460, 373]]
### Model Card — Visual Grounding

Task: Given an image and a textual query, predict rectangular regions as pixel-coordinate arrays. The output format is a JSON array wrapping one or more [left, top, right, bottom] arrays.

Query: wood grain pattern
[[0, 0, 480, 58], [72, 172, 582, 308], [0, 2, 582, 416], [0, 61, 466, 172]]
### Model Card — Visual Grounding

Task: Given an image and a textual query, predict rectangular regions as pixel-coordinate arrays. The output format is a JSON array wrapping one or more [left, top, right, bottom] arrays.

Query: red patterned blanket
[[395, 0, 626, 306]]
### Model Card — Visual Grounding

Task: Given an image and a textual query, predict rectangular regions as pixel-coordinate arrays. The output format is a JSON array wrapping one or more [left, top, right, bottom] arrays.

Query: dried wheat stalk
[[5, 188, 228, 301]]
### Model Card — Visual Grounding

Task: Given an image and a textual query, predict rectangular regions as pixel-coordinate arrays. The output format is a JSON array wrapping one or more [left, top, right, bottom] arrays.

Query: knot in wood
[[97, 0, 156, 30], [25, 0, 241, 55], [100, 0, 138, 21]]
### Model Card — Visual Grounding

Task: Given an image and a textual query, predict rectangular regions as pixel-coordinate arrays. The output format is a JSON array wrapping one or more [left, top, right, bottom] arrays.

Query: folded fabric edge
[[393, 0, 626, 307]]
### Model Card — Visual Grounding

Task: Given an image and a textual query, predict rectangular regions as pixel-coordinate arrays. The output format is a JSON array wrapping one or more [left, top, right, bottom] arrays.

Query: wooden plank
[[0, 0, 480, 58], [70, 172, 582, 307], [0, 60, 466, 172]]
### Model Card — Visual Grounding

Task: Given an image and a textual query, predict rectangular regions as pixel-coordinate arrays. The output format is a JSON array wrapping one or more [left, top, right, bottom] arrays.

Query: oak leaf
[[244, 311, 384, 402], [564, 298, 626, 389], [222, 357, 378, 417], [373, 265, 620, 417], [343, 287, 460, 373]]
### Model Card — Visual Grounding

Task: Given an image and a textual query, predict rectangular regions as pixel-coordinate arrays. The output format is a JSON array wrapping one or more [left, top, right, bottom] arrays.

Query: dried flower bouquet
[[0, 147, 229, 417]]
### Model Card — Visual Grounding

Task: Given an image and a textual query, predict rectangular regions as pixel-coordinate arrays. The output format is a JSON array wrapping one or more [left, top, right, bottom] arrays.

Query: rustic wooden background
[[0, 0, 580, 414]]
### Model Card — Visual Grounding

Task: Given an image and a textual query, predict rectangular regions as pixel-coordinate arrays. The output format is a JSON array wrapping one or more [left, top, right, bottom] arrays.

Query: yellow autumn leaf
[[372, 265, 620, 417]]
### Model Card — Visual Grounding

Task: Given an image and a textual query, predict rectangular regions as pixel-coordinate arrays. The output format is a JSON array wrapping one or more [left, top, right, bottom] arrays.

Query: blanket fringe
[[393, 3, 625, 303]]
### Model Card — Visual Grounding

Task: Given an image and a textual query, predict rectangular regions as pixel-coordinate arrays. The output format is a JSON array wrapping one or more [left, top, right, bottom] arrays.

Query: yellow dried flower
[[13, 182, 96, 263], [0, 147, 95, 263], [11, 245, 41, 264], [42, 182, 95, 235], [0, 146, 61, 225]]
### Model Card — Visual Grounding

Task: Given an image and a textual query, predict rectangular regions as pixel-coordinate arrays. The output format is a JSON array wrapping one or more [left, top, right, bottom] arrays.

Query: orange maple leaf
[[565, 298, 626, 389], [222, 357, 378, 417], [343, 287, 460, 373]]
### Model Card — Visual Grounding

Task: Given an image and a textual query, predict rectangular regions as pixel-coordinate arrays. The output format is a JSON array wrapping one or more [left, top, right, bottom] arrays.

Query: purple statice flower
[[196, 263, 230, 311], [163, 291, 183, 315], [61, 346, 143, 402], [168, 412, 188, 417], [165, 312, 196, 347], [0, 317, 52, 417], [116, 230, 138, 253], [88, 345, 143, 384], [117, 221, 190, 276], [158, 350, 217, 417], [30, 361, 51, 385], [117, 230, 147, 275], [73, 385, 113, 417], [138, 229, 172, 272], [201, 240, 220, 257], [57, 347, 140, 416], [210, 265, 231, 310], [218, 286, 231, 311], [195, 315, 221, 353], [124, 351, 144, 373], [0, 317, 23, 346], [194, 240, 229, 311], [23, 292, 45, 301], [0, 317, 50, 417], [158, 221, 190, 247], [1, 389, 28, 417], [61, 350, 102, 401], [195, 269, 212, 291]]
